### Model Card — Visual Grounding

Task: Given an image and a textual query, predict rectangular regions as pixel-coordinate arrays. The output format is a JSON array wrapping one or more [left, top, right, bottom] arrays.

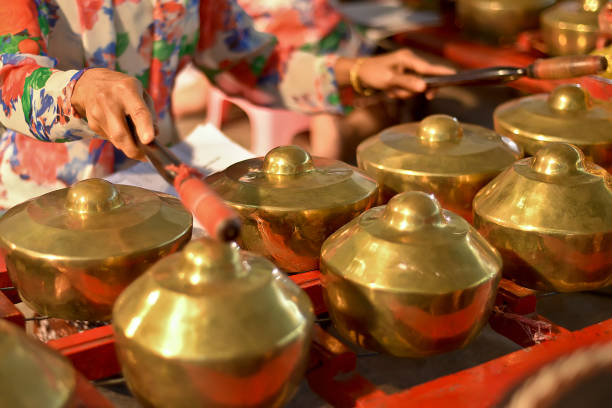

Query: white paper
[[105, 123, 254, 232], [105, 123, 254, 196]]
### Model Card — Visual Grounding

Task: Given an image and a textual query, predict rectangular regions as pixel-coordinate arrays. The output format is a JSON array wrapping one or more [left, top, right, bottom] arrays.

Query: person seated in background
[[0, 0, 453, 210], [238, 0, 404, 160], [174, 0, 447, 160]]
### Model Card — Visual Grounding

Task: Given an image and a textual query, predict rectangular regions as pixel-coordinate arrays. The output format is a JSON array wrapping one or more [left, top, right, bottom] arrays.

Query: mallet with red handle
[[423, 55, 608, 88], [128, 118, 240, 242]]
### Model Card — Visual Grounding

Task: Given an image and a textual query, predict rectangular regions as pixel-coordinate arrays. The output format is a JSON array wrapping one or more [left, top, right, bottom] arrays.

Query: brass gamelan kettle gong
[[494, 84, 612, 173], [0, 319, 111, 408], [473, 143, 612, 292], [206, 145, 378, 273], [541, 0, 606, 56], [320, 191, 502, 357], [113, 238, 314, 408], [0, 178, 192, 321], [357, 114, 522, 222], [456, 0, 556, 43]]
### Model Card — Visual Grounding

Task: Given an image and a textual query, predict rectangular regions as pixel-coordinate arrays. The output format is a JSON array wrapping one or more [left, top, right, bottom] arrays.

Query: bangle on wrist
[[349, 58, 374, 96]]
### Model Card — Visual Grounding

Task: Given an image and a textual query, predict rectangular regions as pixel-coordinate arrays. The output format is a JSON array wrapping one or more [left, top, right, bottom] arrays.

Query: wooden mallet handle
[[526, 55, 608, 79], [173, 167, 241, 242], [127, 116, 240, 242]]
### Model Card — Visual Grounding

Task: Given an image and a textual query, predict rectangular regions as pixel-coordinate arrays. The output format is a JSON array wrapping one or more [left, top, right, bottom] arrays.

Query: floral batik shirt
[[0, 0, 345, 209], [238, 0, 372, 91]]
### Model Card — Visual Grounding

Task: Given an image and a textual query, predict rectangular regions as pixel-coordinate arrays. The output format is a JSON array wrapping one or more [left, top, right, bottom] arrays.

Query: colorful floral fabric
[[238, 0, 345, 55], [0, 0, 346, 209], [238, 0, 372, 108]]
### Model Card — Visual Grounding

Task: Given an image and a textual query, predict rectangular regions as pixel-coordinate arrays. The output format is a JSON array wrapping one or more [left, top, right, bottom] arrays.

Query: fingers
[[395, 49, 456, 76], [79, 69, 156, 160], [118, 78, 155, 146], [87, 102, 144, 160], [386, 84, 437, 100], [75, 69, 157, 160], [420, 63, 456, 76], [388, 73, 427, 95], [374, 49, 456, 99], [386, 87, 437, 100], [107, 112, 145, 161], [385, 88, 414, 99]]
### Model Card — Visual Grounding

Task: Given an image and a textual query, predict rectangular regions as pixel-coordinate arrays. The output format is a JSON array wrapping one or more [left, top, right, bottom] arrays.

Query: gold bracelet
[[349, 58, 374, 96]]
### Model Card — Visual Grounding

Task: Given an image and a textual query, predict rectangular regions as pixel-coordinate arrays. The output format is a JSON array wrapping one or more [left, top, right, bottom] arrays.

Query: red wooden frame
[[355, 321, 611, 408], [47, 325, 119, 381], [72, 371, 115, 408], [0, 257, 22, 327], [306, 319, 612, 408], [2, 259, 611, 407], [0, 258, 612, 408]]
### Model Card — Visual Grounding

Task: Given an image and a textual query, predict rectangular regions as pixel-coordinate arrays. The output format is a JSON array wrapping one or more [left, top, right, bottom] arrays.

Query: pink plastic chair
[[206, 86, 312, 155]]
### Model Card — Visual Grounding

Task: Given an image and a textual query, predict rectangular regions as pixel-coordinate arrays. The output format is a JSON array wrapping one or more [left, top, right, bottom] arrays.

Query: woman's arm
[[0, 0, 155, 159], [334, 50, 453, 100], [0, 0, 88, 141], [195, 0, 453, 114]]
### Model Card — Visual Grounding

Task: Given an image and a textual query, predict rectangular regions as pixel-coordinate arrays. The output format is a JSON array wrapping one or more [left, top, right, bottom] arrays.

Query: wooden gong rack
[[1, 255, 611, 407]]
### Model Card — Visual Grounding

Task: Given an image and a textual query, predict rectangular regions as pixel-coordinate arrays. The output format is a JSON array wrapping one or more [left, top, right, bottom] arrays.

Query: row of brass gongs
[[0, 84, 610, 407]]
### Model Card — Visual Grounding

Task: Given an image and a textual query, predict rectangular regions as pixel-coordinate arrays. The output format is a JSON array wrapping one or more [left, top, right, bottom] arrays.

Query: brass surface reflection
[[541, 0, 604, 56], [0, 319, 76, 408], [473, 143, 612, 292], [494, 84, 612, 173], [456, 0, 556, 43], [206, 146, 378, 273], [0, 179, 192, 321], [321, 192, 502, 357], [357, 114, 522, 222], [113, 238, 314, 408]]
